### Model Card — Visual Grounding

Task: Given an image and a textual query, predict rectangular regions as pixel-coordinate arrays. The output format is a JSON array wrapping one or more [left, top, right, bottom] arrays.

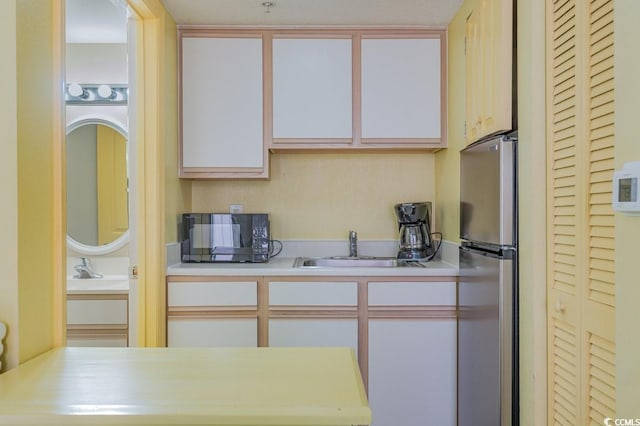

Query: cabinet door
[[67, 333, 128, 348], [272, 38, 352, 143], [465, 0, 513, 143], [368, 319, 456, 426], [361, 37, 443, 143], [67, 299, 128, 325], [167, 281, 258, 348], [167, 318, 258, 347], [167, 281, 257, 307], [268, 281, 358, 352], [180, 35, 266, 178], [269, 319, 358, 353]]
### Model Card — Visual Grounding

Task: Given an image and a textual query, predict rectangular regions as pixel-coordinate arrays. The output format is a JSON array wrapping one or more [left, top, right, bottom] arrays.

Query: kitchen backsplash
[[190, 151, 436, 240]]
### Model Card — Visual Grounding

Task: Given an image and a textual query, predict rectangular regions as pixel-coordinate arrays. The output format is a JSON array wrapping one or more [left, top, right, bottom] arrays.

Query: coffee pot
[[394, 202, 436, 260]]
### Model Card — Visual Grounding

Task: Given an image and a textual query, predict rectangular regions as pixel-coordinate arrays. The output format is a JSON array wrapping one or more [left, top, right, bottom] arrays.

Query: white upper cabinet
[[360, 37, 444, 143], [180, 34, 267, 178], [272, 37, 353, 142], [179, 29, 447, 179]]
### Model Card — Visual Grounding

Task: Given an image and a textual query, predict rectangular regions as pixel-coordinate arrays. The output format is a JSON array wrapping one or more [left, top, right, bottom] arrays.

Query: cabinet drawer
[[269, 282, 358, 306], [67, 300, 127, 325], [167, 318, 258, 347], [168, 282, 257, 307], [368, 282, 455, 306]]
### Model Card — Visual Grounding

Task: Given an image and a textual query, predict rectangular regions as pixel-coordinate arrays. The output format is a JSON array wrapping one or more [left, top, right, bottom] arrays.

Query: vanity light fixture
[[65, 83, 128, 105]]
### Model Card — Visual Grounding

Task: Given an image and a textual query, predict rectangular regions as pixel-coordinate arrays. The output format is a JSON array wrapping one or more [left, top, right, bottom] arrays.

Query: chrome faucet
[[74, 257, 103, 279], [348, 230, 358, 258]]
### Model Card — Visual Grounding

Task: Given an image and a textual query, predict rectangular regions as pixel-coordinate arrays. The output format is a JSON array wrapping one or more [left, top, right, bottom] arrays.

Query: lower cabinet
[[268, 281, 359, 352], [168, 318, 257, 347], [166, 276, 457, 425], [166, 280, 258, 348], [368, 319, 456, 426], [367, 281, 457, 426], [269, 319, 358, 352], [66, 295, 128, 347]]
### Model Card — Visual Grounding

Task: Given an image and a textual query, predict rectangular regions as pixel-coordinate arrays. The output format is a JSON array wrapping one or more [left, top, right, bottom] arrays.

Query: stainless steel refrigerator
[[458, 134, 518, 426]]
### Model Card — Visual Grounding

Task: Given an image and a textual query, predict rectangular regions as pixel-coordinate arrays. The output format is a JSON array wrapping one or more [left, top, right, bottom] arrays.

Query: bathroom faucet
[[74, 257, 103, 279], [348, 230, 358, 258]]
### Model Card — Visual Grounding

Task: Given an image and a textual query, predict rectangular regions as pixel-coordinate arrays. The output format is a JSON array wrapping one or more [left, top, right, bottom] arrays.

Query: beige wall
[[0, 0, 19, 371], [191, 152, 435, 240], [614, 0, 640, 415]]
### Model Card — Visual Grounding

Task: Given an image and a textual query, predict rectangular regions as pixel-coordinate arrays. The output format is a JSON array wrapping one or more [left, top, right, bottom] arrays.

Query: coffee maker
[[394, 202, 436, 260]]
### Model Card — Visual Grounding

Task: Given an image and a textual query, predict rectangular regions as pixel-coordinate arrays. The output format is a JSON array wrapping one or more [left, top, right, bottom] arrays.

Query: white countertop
[[66, 275, 129, 294], [167, 256, 458, 277]]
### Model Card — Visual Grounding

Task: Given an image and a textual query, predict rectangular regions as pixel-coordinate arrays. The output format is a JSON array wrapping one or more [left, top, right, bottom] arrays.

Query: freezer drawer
[[460, 135, 516, 246], [458, 246, 515, 426]]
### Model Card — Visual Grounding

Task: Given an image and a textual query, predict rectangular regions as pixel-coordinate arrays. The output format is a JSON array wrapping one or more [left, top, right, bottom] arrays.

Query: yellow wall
[[0, 0, 20, 371], [162, 10, 191, 242], [1, 0, 66, 370], [128, 0, 182, 346], [434, 0, 474, 243], [191, 152, 435, 240], [614, 0, 640, 414], [515, 0, 548, 424]]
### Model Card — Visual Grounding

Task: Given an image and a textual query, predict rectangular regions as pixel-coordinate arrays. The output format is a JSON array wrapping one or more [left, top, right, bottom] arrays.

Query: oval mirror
[[66, 118, 129, 255]]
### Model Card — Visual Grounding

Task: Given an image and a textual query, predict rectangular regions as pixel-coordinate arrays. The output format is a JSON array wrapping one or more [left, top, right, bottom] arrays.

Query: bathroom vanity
[[66, 276, 129, 347]]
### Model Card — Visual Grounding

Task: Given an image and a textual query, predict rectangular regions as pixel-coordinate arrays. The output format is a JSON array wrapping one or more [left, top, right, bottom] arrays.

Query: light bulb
[[68, 83, 86, 98], [97, 84, 114, 99]]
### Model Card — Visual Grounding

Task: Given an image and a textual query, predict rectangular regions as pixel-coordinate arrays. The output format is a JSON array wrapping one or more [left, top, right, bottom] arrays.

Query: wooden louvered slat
[[588, 332, 616, 422], [551, 319, 578, 425]]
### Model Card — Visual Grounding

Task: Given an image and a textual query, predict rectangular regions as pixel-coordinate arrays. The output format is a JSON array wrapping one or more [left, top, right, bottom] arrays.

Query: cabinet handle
[[554, 300, 566, 313]]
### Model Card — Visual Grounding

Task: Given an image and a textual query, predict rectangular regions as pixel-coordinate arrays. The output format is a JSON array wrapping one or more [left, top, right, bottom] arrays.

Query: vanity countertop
[[66, 275, 129, 294], [167, 257, 458, 277]]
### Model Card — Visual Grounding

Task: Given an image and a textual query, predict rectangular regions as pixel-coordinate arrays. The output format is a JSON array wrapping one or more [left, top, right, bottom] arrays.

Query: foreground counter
[[0, 347, 370, 426]]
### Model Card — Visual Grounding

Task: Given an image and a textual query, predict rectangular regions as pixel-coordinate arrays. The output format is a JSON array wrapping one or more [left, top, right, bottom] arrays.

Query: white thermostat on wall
[[612, 161, 640, 215]]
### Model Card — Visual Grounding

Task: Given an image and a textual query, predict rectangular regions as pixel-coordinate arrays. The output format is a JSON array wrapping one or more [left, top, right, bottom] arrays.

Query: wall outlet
[[229, 204, 244, 214]]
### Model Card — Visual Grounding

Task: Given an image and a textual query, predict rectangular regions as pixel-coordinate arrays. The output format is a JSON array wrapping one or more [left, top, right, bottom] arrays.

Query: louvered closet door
[[547, 0, 616, 424]]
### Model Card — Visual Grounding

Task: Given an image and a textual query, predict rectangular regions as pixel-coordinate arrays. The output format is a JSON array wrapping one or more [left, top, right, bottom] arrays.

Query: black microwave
[[180, 213, 270, 263]]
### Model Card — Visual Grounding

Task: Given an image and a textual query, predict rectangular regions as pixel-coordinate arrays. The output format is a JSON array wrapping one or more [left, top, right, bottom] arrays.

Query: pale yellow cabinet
[[179, 33, 267, 179], [166, 281, 259, 347], [66, 295, 128, 347], [464, 0, 513, 143], [367, 281, 456, 426], [271, 38, 353, 145], [267, 281, 359, 352], [361, 37, 445, 146]]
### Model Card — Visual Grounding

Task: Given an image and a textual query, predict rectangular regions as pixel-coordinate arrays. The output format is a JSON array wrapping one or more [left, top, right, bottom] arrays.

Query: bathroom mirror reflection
[[66, 119, 129, 249]]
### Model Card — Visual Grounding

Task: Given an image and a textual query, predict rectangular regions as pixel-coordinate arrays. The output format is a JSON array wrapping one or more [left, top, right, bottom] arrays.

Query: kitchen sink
[[293, 256, 425, 268]]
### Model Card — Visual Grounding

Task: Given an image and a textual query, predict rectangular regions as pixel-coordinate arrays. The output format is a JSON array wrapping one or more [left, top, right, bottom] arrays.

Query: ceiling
[[160, 0, 463, 27], [65, 0, 462, 44]]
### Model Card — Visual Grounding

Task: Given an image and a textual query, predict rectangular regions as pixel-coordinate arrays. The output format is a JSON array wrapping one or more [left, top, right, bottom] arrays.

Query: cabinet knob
[[555, 300, 566, 313]]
